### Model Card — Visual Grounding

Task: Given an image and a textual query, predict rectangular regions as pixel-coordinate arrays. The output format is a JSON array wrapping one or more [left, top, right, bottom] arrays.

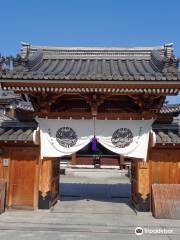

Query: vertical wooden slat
[[169, 160, 178, 184]]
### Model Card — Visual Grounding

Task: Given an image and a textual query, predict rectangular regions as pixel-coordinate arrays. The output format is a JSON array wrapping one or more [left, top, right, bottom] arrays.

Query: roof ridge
[[21, 42, 172, 58]]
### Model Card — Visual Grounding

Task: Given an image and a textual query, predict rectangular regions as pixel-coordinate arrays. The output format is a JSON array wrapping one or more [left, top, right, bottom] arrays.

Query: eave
[[1, 79, 180, 95]]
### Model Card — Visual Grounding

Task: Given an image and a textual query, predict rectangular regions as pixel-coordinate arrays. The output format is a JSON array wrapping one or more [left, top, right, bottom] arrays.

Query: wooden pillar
[[131, 159, 150, 211], [119, 155, 124, 169], [71, 153, 76, 165], [38, 158, 60, 209], [38, 158, 52, 209]]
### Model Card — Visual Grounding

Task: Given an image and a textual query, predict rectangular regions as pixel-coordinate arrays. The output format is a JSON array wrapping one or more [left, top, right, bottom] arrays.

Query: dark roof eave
[[153, 123, 180, 130]]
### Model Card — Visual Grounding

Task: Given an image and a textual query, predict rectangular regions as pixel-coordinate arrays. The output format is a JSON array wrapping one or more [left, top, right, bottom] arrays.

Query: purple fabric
[[92, 136, 97, 152]]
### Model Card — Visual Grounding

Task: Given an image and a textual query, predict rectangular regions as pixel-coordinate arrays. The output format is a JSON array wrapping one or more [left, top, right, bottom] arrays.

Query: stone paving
[[0, 168, 180, 240]]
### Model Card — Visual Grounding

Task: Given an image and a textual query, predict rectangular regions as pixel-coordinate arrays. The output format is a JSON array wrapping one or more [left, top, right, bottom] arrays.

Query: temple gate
[[0, 42, 180, 214]]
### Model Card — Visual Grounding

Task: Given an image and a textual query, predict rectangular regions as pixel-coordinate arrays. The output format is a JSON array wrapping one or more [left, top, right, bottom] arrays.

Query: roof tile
[[1, 43, 179, 81]]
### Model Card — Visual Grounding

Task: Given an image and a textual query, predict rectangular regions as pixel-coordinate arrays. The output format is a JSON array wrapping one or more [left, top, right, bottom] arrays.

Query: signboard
[[3, 159, 9, 167]]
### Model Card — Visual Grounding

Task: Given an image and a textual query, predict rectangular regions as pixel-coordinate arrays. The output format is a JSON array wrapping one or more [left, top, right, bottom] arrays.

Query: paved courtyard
[[0, 168, 180, 240]]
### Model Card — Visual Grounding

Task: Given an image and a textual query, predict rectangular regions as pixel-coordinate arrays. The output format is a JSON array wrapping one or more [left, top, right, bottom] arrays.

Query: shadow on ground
[[55, 182, 134, 213], [59, 182, 134, 210]]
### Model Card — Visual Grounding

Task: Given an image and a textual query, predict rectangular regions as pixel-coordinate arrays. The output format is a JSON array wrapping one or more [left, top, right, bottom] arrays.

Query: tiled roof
[[160, 104, 180, 114], [0, 127, 34, 141], [0, 111, 13, 122], [0, 43, 179, 82], [0, 89, 21, 103], [0, 120, 37, 142], [15, 101, 34, 112], [155, 130, 180, 144], [0, 88, 34, 111], [153, 123, 180, 144]]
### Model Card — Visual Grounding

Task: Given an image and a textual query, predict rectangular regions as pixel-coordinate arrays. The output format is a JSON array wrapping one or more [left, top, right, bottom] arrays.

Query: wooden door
[[10, 150, 37, 208]]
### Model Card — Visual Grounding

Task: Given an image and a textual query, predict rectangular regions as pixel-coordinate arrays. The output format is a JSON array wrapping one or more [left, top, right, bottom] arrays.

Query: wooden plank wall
[[150, 146, 180, 185]]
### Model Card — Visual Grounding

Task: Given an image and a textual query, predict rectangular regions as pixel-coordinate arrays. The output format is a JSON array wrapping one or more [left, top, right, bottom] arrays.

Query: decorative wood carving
[[130, 94, 165, 114], [80, 93, 112, 116], [31, 93, 61, 114], [138, 161, 150, 200], [30, 92, 162, 120], [131, 158, 150, 211], [39, 159, 51, 199], [98, 95, 141, 113]]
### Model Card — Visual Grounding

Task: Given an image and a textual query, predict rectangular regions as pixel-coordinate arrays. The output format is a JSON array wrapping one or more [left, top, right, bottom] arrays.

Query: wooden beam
[[34, 111, 156, 120]]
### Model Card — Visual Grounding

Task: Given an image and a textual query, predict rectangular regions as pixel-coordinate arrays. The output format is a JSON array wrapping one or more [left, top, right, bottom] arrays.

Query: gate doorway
[[55, 167, 135, 215], [57, 144, 133, 212], [55, 155, 150, 213]]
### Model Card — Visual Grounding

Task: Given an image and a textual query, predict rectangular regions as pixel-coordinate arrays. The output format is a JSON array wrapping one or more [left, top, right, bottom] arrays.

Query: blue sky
[[0, 0, 180, 103]]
